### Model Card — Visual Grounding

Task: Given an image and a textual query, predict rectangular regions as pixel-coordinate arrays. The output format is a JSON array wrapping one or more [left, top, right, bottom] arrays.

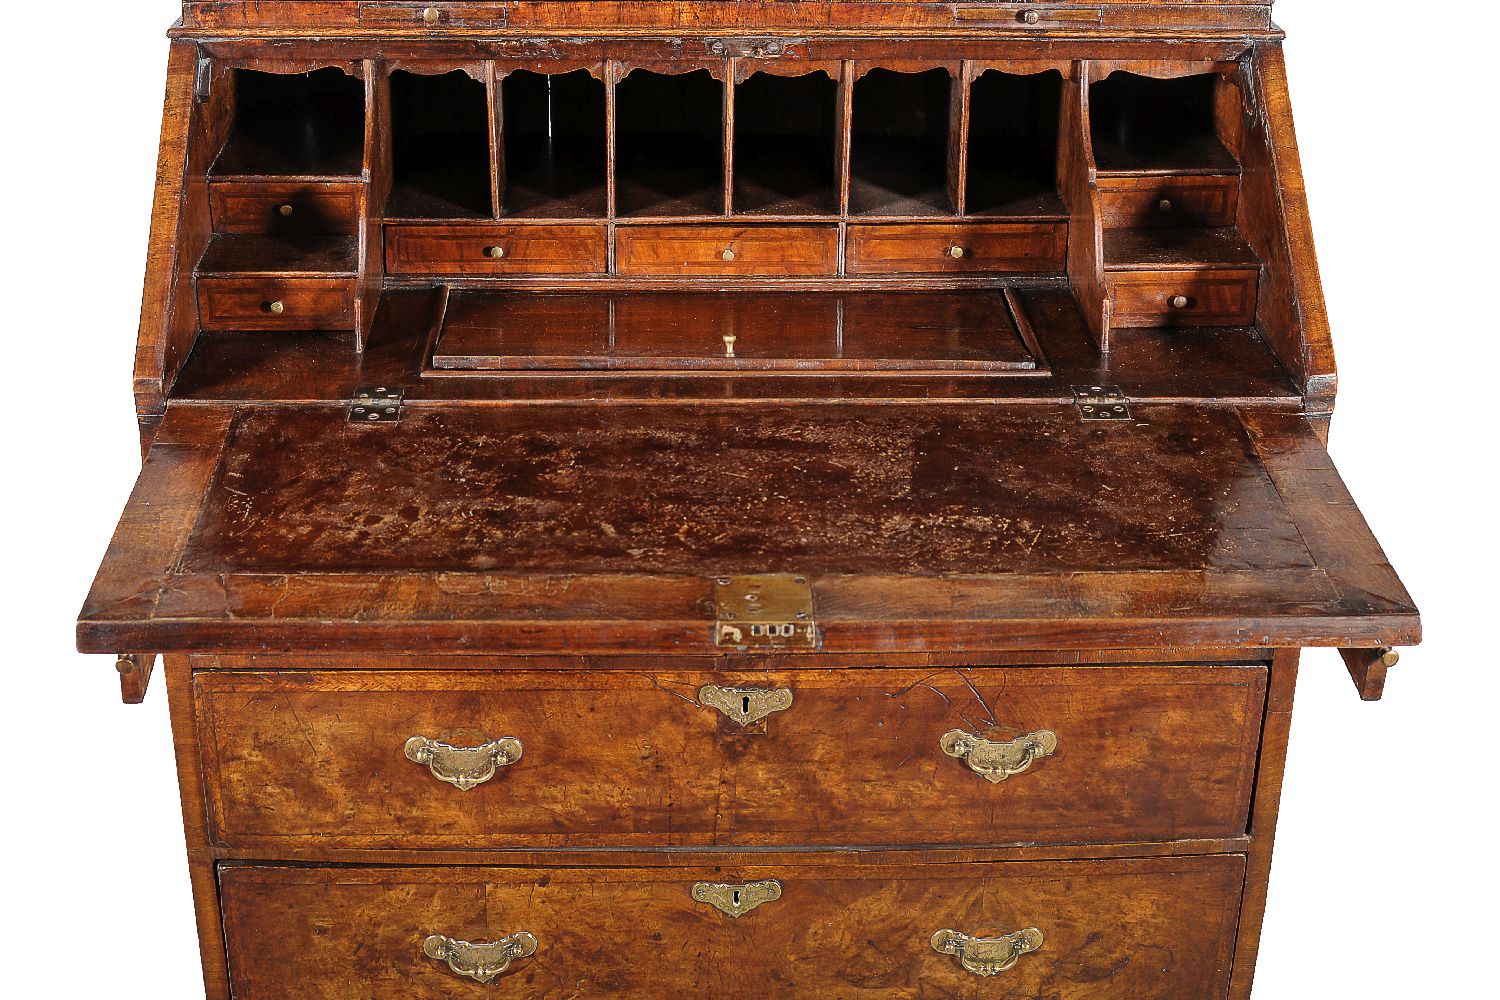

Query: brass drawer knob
[[422, 6, 441, 24], [485, 245, 506, 259], [277, 203, 295, 217], [931, 927, 1044, 977], [1169, 294, 1190, 309], [692, 880, 782, 918], [721, 247, 736, 262], [699, 684, 793, 726], [266, 300, 285, 315], [1158, 198, 1174, 213], [404, 735, 522, 790], [946, 245, 966, 259], [1019, 9, 1041, 25], [940, 729, 1056, 784], [423, 932, 537, 984]]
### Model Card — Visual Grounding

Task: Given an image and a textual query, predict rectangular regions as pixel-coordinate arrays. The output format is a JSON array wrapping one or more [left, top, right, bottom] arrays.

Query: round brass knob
[[1158, 198, 1174, 213], [1169, 295, 1189, 310], [422, 7, 441, 24], [268, 300, 286, 315], [277, 203, 295, 217], [115, 656, 135, 675], [1020, 9, 1041, 24], [485, 245, 506, 259], [947, 245, 966, 259], [721, 248, 736, 262]]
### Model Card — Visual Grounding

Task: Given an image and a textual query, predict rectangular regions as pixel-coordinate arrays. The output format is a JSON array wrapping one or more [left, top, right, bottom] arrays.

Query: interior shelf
[[732, 71, 840, 216], [616, 69, 726, 217], [1103, 227, 1258, 270], [197, 235, 359, 276], [211, 69, 365, 178], [431, 289, 1040, 372], [966, 69, 1065, 217], [388, 70, 494, 219], [1090, 72, 1239, 174], [850, 68, 955, 216], [501, 70, 609, 218]]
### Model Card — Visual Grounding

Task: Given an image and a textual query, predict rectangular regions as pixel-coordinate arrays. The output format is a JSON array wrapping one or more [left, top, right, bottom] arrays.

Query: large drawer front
[[219, 856, 1245, 999], [196, 665, 1265, 848]]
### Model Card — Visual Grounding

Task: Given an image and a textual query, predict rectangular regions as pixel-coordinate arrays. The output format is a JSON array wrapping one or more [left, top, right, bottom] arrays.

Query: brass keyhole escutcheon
[[692, 880, 782, 918], [699, 684, 793, 727]]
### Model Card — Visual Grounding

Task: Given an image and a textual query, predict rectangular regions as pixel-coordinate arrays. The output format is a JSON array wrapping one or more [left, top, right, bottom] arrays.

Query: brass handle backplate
[[692, 880, 782, 918], [931, 927, 1043, 977], [423, 932, 537, 984], [940, 729, 1057, 784], [404, 735, 522, 790], [699, 684, 793, 726]]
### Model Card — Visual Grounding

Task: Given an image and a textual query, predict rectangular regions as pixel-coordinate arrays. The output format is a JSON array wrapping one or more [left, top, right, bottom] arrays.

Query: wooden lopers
[[81, 2, 1417, 998]]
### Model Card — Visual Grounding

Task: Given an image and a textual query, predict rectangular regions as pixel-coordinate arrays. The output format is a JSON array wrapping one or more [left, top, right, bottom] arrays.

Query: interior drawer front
[[385, 224, 607, 276], [209, 182, 361, 235], [1097, 174, 1240, 228], [846, 222, 1067, 274], [615, 225, 839, 276], [196, 665, 1265, 848], [220, 855, 1245, 999], [197, 277, 355, 332], [1107, 268, 1259, 328]]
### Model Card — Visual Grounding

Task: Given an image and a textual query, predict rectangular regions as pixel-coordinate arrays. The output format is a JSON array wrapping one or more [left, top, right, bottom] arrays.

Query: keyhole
[[732, 889, 742, 907], [741, 696, 752, 716]]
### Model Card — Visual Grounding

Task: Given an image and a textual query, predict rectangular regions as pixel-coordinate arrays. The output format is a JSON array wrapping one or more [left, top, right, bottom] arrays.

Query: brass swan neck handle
[[931, 927, 1044, 977], [940, 729, 1057, 784], [423, 932, 537, 983], [404, 735, 523, 790]]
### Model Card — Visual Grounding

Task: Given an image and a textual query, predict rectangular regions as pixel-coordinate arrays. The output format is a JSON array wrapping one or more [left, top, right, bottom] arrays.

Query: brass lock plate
[[713, 575, 817, 648]]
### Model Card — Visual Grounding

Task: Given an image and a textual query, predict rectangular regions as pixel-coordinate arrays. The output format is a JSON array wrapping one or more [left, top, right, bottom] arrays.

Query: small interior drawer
[[1107, 268, 1260, 328], [615, 225, 839, 276], [209, 181, 361, 235], [197, 277, 355, 332], [385, 224, 607, 276], [846, 222, 1067, 274], [1097, 174, 1241, 228], [219, 855, 1245, 999], [195, 665, 1265, 849]]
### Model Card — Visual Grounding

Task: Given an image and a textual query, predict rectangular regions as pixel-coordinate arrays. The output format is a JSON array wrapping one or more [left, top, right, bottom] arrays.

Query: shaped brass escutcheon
[[698, 684, 794, 727], [423, 932, 537, 984], [930, 927, 1044, 977], [939, 729, 1057, 784], [404, 735, 523, 791], [691, 880, 782, 918]]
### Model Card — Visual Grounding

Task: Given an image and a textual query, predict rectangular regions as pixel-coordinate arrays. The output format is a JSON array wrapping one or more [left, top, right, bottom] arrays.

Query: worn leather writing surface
[[78, 402, 1417, 653]]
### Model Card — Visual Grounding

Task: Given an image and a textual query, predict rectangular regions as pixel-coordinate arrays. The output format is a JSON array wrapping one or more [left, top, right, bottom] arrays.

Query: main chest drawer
[[195, 665, 1265, 849], [219, 855, 1245, 999]]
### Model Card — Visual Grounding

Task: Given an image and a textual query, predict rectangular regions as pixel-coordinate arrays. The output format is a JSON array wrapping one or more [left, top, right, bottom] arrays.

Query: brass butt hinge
[[350, 386, 404, 423], [714, 575, 817, 649], [1073, 385, 1132, 421]]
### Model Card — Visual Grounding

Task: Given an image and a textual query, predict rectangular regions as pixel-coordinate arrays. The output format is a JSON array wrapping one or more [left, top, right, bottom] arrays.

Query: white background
[[2, 2, 1494, 995]]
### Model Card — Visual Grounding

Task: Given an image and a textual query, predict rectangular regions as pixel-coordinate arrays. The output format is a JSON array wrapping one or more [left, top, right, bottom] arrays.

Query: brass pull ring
[[698, 684, 793, 726], [931, 927, 1043, 977], [423, 932, 537, 984], [940, 729, 1056, 784], [404, 735, 522, 791]]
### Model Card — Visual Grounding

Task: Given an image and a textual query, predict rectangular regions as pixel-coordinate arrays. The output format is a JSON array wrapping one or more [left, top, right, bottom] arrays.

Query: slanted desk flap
[[78, 401, 1418, 655]]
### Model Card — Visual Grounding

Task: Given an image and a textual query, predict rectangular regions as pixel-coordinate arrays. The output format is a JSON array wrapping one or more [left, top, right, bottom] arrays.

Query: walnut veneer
[[81, 3, 1417, 997]]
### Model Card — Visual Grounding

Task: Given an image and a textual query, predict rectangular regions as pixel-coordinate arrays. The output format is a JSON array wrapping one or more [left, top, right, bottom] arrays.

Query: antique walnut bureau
[[80, 1, 1419, 997]]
